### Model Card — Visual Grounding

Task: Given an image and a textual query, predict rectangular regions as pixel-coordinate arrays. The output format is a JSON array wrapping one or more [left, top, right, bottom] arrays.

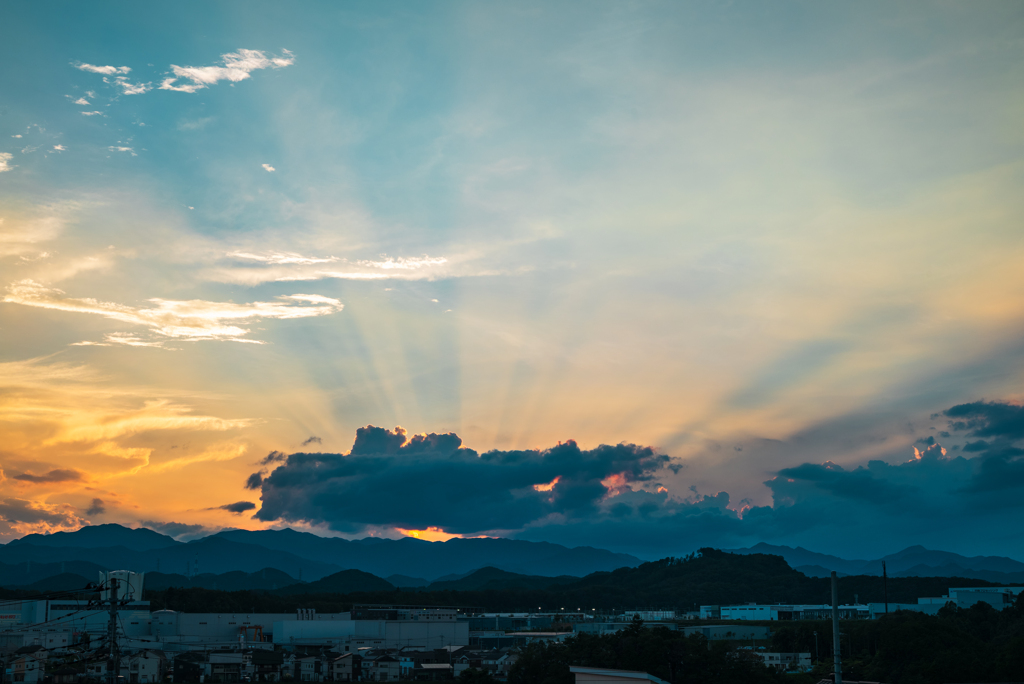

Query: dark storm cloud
[[942, 401, 1024, 495], [253, 425, 670, 534], [944, 401, 1024, 440], [217, 501, 256, 514], [522, 441, 1016, 556], [244, 472, 264, 490], [13, 469, 84, 484], [86, 498, 105, 516], [248, 404, 1024, 558], [301, 436, 322, 447]]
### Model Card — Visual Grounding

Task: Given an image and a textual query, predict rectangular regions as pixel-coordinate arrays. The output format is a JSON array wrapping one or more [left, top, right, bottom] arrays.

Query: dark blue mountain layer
[[727, 542, 1024, 582], [0, 524, 640, 584]]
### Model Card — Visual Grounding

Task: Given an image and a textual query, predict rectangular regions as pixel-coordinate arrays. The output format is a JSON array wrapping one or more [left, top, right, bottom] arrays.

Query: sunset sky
[[2, 1, 1024, 560]]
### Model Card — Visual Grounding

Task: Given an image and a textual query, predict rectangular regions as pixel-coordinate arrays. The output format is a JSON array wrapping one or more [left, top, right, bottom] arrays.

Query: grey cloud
[[943, 401, 1024, 494], [247, 403, 1024, 559], [945, 401, 1024, 440], [244, 471, 264, 490], [254, 425, 669, 535], [259, 451, 286, 466], [301, 436, 322, 447], [86, 498, 105, 516], [13, 468, 84, 484], [141, 520, 208, 540], [524, 439, 1024, 558], [218, 501, 256, 514], [0, 498, 79, 525]]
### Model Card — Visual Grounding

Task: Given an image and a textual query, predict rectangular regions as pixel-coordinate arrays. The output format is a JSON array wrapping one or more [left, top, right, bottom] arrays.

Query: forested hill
[[145, 548, 1004, 613]]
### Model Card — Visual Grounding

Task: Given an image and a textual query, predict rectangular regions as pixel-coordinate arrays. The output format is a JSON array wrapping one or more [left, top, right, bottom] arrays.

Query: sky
[[2, 1, 1024, 561]]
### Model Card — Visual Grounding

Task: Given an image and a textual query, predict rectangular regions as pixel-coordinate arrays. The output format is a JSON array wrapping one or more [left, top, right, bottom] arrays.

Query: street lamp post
[[813, 631, 818, 664]]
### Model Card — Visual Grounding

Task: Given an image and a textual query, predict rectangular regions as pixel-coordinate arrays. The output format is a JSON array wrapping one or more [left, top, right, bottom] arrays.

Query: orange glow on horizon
[[395, 526, 463, 542]]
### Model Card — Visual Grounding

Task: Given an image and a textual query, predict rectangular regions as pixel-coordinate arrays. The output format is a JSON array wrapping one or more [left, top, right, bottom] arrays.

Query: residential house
[[127, 649, 168, 683], [413, 663, 453, 681], [252, 650, 286, 681], [11, 646, 46, 684], [362, 654, 400, 682], [754, 652, 811, 672], [296, 654, 323, 681], [481, 649, 518, 678], [327, 652, 361, 682]]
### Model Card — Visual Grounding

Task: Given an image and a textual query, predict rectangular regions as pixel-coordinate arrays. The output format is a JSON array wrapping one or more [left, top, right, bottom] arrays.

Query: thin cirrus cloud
[[3, 280, 344, 345], [228, 251, 338, 265], [159, 49, 294, 93], [215, 252, 451, 285]]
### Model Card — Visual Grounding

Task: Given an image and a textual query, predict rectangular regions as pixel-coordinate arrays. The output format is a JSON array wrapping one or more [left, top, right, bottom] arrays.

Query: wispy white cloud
[[104, 76, 151, 95], [159, 49, 294, 93], [72, 97, 90, 105], [81, 111, 104, 117], [74, 63, 130, 75], [262, 163, 276, 172], [0, 214, 64, 257], [53, 145, 66, 152], [103, 333, 172, 348], [0, 153, 12, 173], [356, 256, 448, 270], [228, 251, 338, 265], [3, 280, 344, 343], [178, 117, 214, 131], [108, 146, 137, 156]]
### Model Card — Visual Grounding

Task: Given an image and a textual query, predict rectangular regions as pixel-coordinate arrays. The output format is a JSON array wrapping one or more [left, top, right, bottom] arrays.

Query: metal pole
[[831, 572, 842, 684], [882, 561, 889, 615], [107, 577, 119, 684]]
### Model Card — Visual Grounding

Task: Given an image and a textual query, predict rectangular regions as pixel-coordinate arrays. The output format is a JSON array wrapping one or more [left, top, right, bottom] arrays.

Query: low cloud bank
[[247, 402, 1024, 558]]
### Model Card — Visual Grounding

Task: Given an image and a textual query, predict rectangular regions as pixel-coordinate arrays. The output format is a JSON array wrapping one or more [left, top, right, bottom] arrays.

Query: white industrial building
[[708, 604, 869, 621], [273, 618, 469, 650]]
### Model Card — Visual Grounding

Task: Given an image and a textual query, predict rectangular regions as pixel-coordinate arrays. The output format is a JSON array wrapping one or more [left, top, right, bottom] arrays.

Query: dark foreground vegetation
[[508, 620, 788, 684], [505, 596, 1024, 684], [770, 596, 1024, 683]]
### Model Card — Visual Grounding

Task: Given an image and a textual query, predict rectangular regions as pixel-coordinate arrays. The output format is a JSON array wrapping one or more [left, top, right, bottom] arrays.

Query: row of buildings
[[696, 585, 1024, 622], [2, 570, 1018, 682]]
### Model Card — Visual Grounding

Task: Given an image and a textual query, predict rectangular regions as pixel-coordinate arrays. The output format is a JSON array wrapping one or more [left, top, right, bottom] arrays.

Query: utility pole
[[107, 577, 119, 684], [882, 561, 889, 615], [830, 572, 843, 684]]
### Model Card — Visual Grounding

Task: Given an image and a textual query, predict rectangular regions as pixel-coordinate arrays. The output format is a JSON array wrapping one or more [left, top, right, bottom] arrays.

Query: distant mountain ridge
[[726, 543, 1024, 583], [8, 524, 180, 551], [7, 526, 1020, 590], [0, 524, 640, 586]]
